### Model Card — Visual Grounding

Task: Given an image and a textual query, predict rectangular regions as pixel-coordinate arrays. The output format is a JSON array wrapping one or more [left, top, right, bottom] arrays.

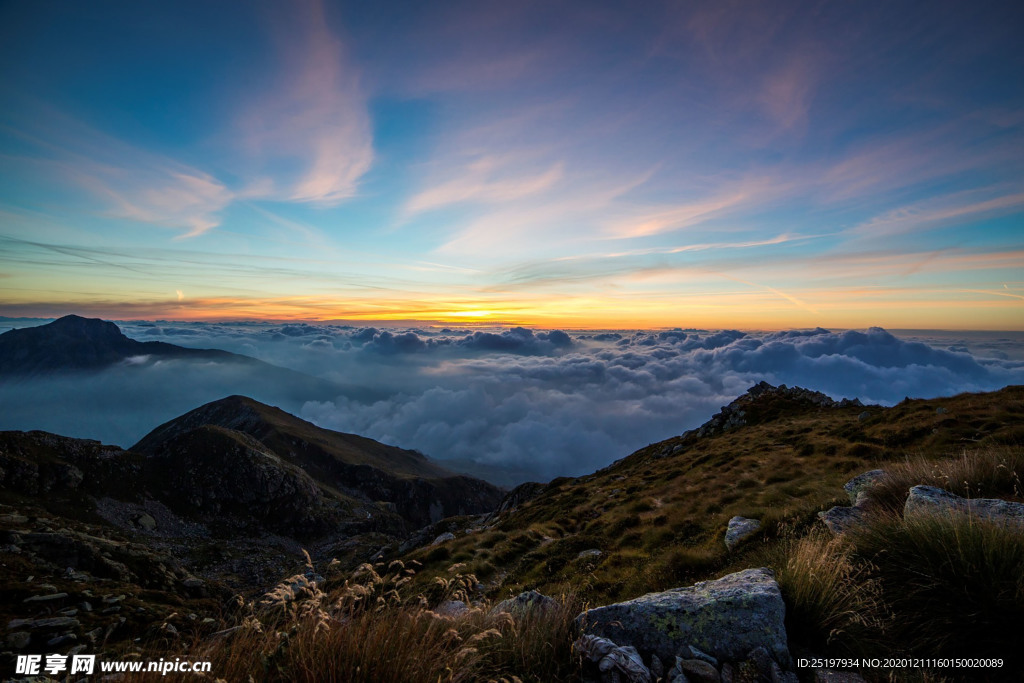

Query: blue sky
[[1, 0, 1022, 328]]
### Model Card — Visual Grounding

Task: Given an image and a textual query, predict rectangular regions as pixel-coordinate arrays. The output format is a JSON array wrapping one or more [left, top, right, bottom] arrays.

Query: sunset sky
[[1, 0, 1022, 329]]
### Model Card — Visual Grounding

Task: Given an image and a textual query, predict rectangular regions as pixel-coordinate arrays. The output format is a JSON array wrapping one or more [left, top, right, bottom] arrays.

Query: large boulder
[[577, 568, 789, 667], [904, 486, 1024, 527], [724, 516, 761, 550], [843, 470, 886, 505], [490, 590, 558, 617], [818, 506, 865, 535]]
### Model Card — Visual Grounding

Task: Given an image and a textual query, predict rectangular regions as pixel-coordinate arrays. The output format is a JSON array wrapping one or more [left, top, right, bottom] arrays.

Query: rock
[[182, 578, 204, 588], [679, 658, 719, 683], [135, 513, 157, 531], [598, 645, 651, 683], [578, 568, 789, 667], [15, 616, 81, 630], [720, 662, 734, 683], [666, 656, 689, 683], [431, 532, 456, 546], [7, 631, 31, 649], [857, 411, 871, 422], [23, 592, 68, 603], [649, 653, 664, 679], [817, 506, 865, 535], [904, 485, 1024, 527], [746, 646, 774, 678], [0, 513, 29, 524], [724, 516, 761, 550], [491, 590, 558, 616], [936, 406, 948, 415], [688, 646, 718, 668], [435, 600, 470, 617], [814, 670, 866, 682], [576, 634, 652, 683], [843, 470, 886, 505], [578, 549, 604, 560]]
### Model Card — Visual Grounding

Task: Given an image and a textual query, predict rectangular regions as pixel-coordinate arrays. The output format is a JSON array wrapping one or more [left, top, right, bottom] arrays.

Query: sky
[[0, 0, 1022, 329]]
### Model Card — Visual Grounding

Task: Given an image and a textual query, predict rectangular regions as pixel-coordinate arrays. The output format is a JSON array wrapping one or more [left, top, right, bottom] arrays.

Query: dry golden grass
[[138, 556, 582, 683], [869, 446, 1024, 514], [769, 530, 884, 652]]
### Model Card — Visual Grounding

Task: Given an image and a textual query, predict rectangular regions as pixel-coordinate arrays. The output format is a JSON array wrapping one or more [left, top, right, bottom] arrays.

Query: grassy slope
[[397, 385, 1024, 606]]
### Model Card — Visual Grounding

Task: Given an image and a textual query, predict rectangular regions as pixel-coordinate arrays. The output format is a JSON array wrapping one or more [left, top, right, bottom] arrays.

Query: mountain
[[132, 395, 504, 527], [392, 382, 1024, 603], [4, 383, 1021, 675], [1, 394, 503, 582], [0, 315, 240, 375], [0, 314, 345, 398]]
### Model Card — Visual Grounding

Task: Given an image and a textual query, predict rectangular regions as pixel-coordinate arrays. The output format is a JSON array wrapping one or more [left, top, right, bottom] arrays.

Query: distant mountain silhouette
[[0, 315, 242, 376]]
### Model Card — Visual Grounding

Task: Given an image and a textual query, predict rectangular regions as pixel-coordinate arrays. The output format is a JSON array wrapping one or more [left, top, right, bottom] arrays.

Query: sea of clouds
[[129, 323, 1024, 480], [2, 319, 1022, 483]]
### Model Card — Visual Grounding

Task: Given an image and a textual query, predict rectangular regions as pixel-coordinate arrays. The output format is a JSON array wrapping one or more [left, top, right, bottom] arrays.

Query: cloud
[[3, 320, 1022, 484], [405, 156, 564, 216], [236, 0, 373, 204]]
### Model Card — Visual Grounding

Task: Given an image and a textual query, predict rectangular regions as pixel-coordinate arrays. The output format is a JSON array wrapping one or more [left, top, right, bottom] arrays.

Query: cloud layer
[[4, 321, 1017, 483]]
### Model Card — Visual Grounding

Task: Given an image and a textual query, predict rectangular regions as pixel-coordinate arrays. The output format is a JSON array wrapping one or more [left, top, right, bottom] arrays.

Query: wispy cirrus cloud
[[405, 155, 564, 216], [236, 0, 373, 205], [0, 107, 233, 238]]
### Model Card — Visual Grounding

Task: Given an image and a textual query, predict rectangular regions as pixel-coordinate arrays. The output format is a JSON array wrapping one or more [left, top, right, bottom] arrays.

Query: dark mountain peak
[[45, 314, 125, 338], [131, 395, 505, 528], [0, 315, 138, 375]]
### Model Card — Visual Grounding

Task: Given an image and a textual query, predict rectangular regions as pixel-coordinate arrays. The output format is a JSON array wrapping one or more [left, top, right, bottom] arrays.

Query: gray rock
[[843, 470, 886, 505], [666, 656, 689, 683], [182, 578, 204, 588], [746, 646, 774, 677], [491, 589, 558, 616], [135, 513, 157, 531], [649, 653, 664, 680], [720, 663, 734, 683], [936, 406, 948, 415], [578, 568, 789, 667], [435, 600, 470, 617], [857, 411, 871, 422], [817, 506, 865, 535], [577, 634, 651, 683], [679, 658, 719, 682], [431, 531, 456, 545], [688, 645, 718, 668], [23, 592, 68, 603], [578, 549, 604, 560], [724, 517, 761, 550], [904, 485, 1024, 527], [814, 670, 866, 682]]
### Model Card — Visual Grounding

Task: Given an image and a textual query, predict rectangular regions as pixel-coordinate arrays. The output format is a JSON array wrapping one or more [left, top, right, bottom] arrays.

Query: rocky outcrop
[[843, 469, 886, 504], [490, 590, 558, 617], [724, 516, 761, 550], [576, 634, 652, 682], [819, 470, 887, 535], [578, 568, 790, 667], [487, 481, 546, 521], [904, 485, 1024, 527], [818, 506, 865, 535], [678, 382, 865, 441]]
